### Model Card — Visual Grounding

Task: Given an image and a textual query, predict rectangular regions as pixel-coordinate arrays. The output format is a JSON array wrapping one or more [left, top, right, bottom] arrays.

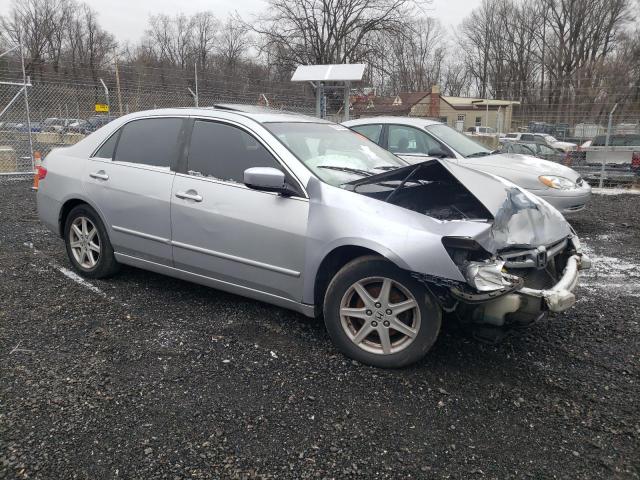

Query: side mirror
[[428, 146, 448, 158], [244, 167, 295, 196]]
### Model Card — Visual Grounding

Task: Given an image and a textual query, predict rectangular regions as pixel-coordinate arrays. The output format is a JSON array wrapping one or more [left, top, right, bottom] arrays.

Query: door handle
[[175, 190, 203, 202], [89, 171, 109, 180]]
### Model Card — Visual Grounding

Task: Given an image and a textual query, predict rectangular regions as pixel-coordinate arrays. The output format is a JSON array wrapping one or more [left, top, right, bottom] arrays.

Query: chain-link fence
[[1, 69, 638, 187], [0, 73, 315, 176], [0, 80, 34, 176]]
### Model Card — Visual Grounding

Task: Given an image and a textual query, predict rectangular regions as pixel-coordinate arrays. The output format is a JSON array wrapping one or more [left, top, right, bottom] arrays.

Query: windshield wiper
[[317, 165, 374, 177], [466, 151, 491, 158], [373, 165, 400, 171]]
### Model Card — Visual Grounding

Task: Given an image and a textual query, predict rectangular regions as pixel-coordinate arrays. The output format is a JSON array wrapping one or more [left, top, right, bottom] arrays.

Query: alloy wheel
[[69, 216, 101, 269], [339, 276, 421, 355]]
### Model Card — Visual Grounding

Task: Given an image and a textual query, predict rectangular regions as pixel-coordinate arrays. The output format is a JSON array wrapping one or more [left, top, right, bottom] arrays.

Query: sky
[[1, 0, 482, 44]]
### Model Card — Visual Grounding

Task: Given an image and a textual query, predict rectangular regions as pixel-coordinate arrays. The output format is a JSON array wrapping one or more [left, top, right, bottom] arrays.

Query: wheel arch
[[58, 196, 108, 239], [310, 241, 410, 313]]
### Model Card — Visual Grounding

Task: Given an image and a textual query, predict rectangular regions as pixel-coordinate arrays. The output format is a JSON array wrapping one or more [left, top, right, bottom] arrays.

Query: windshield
[[544, 135, 557, 143], [266, 122, 406, 186], [425, 124, 491, 158]]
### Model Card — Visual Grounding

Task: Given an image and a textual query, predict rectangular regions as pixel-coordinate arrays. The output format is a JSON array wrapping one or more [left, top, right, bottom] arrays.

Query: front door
[[170, 119, 309, 302], [84, 117, 186, 265]]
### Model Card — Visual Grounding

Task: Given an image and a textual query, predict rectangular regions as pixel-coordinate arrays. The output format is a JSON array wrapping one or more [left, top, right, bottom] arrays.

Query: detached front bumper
[[519, 253, 591, 312]]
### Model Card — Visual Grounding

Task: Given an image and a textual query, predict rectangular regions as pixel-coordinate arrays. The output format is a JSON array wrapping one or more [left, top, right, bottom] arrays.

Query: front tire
[[64, 204, 119, 279], [323, 256, 441, 368]]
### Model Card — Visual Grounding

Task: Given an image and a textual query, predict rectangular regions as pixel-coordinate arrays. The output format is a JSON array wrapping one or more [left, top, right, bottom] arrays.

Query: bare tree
[[143, 13, 194, 69], [253, 0, 420, 73], [216, 15, 249, 74], [192, 11, 219, 71], [67, 4, 116, 80]]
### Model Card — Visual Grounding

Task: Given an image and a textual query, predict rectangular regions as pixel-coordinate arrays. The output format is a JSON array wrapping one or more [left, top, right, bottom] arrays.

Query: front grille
[[499, 238, 568, 269]]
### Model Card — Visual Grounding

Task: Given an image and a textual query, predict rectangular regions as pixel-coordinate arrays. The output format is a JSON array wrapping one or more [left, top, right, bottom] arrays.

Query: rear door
[[85, 117, 186, 265], [170, 119, 309, 302]]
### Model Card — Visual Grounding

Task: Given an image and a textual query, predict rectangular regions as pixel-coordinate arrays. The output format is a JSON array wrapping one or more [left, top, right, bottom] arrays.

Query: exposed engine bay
[[343, 160, 492, 221]]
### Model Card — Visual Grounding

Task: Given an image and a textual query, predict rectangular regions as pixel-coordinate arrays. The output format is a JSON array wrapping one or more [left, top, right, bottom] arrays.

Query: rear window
[[93, 132, 120, 159], [114, 118, 183, 168]]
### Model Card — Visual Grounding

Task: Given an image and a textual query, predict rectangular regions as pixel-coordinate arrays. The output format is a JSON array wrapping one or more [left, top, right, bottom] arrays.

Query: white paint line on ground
[[54, 264, 106, 297]]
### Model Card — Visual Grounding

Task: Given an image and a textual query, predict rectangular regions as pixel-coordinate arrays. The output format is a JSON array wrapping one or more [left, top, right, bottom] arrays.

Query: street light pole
[[599, 103, 618, 189], [99, 78, 110, 119]]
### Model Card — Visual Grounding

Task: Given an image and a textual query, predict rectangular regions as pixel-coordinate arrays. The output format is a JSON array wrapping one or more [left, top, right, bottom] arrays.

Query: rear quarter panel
[[37, 147, 91, 236]]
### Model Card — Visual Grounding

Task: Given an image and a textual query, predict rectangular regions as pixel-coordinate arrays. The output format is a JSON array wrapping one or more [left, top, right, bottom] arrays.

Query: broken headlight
[[442, 237, 519, 292], [442, 237, 492, 265], [464, 260, 515, 292]]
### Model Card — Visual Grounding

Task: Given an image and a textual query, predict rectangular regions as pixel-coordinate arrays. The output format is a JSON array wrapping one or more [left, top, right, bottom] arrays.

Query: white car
[[502, 132, 576, 152], [343, 117, 591, 214], [466, 126, 497, 137]]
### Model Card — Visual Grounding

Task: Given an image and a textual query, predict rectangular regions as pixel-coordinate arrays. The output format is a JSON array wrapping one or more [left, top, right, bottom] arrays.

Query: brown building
[[351, 85, 520, 133]]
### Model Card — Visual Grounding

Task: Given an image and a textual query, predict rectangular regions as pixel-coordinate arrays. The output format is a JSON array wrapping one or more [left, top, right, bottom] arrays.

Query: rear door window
[[93, 132, 120, 159], [388, 125, 441, 154], [114, 118, 184, 169], [187, 120, 281, 183]]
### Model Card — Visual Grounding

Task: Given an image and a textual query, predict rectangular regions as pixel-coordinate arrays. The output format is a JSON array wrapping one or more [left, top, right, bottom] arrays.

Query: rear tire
[[64, 204, 119, 279], [323, 256, 441, 368]]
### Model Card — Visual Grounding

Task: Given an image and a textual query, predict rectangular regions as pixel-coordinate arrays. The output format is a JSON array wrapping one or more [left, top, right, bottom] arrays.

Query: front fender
[[300, 178, 472, 304]]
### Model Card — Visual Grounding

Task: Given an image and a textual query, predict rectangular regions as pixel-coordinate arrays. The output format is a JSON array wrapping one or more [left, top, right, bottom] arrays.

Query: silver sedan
[[343, 117, 592, 214], [37, 107, 590, 368]]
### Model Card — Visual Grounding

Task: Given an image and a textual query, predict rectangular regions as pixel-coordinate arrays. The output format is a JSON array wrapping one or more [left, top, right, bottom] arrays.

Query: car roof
[[342, 116, 443, 128], [120, 105, 331, 125]]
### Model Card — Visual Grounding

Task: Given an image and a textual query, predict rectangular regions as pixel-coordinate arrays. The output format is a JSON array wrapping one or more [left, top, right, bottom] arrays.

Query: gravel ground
[[1, 180, 638, 479]]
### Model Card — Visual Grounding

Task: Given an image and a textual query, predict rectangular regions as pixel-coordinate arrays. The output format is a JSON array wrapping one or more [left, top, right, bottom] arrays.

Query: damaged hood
[[344, 159, 573, 252]]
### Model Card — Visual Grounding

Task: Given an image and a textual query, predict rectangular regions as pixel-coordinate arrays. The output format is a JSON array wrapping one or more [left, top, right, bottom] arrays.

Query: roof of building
[[442, 96, 520, 108], [351, 91, 520, 116], [351, 92, 431, 116]]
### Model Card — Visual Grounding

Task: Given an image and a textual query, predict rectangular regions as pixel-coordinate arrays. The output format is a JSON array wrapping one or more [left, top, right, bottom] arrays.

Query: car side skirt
[[114, 253, 316, 318]]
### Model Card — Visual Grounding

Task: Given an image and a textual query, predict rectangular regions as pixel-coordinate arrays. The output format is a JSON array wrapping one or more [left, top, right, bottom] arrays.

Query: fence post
[[19, 40, 34, 171], [599, 103, 617, 189]]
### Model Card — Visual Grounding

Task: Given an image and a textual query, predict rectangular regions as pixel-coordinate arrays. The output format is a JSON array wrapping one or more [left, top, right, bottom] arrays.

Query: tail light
[[632, 151, 639, 170], [37, 165, 47, 180]]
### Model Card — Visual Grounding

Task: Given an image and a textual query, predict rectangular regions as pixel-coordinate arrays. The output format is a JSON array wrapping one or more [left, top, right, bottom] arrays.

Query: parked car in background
[[17, 122, 42, 133], [66, 119, 90, 134], [590, 133, 640, 147], [498, 141, 565, 163], [36, 107, 590, 367], [0, 121, 42, 132], [42, 117, 85, 134], [502, 132, 576, 152], [579, 133, 640, 179], [466, 126, 496, 136], [85, 115, 113, 132], [344, 117, 591, 214]]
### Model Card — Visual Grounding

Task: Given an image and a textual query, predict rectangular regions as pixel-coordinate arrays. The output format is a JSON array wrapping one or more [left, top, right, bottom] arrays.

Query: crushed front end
[[414, 234, 591, 342], [344, 158, 591, 342]]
